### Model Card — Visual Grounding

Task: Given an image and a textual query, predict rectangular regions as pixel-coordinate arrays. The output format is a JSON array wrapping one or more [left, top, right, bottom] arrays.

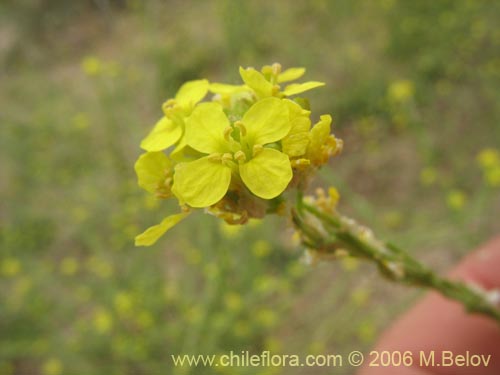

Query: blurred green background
[[1, 0, 499, 374]]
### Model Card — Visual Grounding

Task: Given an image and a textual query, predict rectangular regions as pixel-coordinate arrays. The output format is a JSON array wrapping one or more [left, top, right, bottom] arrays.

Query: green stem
[[295, 198, 500, 323]]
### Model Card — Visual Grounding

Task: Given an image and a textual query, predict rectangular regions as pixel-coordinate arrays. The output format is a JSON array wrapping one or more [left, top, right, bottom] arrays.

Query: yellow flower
[[388, 79, 414, 103], [134, 151, 174, 198], [93, 308, 113, 334], [446, 190, 467, 210], [140, 79, 209, 154], [306, 115, 340, 166], [42, 358, 62, 375], [224, 292, 243, 311], [81, 56, 102, 76], [172, 98, 293, 207], [477, 148, 499, 169], [420, 167, 437, 186], [60, 257, 78, 276], [252, 240, 272, 258], [239, 63, 325, 98], [1, 257, 21, 277], [114, 291, 134, 315]]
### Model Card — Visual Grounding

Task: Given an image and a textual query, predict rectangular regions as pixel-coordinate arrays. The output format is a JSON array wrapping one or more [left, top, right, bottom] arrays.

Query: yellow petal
[[140, 117, 182, 152], [240, 148, 292, 199], [283, 81, 325, 96], [285, 99, 311, 120], [134, 152, 172, 193], [239, 67, 274, 98], [309, 115, 332, 146], [135, 212, 190, 246], [242, 97, 290, 146], [185, 102, 230, 154], [278, 67, 306, 83], [282, 130, 310, 157], [175, 79, 209, 107], [172, 156, 231, 207]]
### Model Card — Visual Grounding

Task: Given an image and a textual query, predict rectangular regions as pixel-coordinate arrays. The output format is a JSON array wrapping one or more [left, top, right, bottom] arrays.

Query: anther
[[252, 144, 264, 156], [272, 62, 282, 76], [208, 153, 222, 162], [234, 150, 246, 163], [221, 153, 233, 163], [162, 99, 176, 112], [234, 121, 247, 136], [223, 126, 233, 141]]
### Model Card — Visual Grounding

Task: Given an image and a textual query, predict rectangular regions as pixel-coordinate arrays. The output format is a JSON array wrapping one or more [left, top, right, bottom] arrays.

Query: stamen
[[271, 85, 281, 96], [223, 126, 233, 141], [252, 144, 264, 157], [221, 153, 233, 163], [272, 62, 282, 76], [234, 121, 247, 136], [234, 150, 246, 163], [291, 158, 311, 168], [162, 99, 176, 112], [208, 153, 222, 162]]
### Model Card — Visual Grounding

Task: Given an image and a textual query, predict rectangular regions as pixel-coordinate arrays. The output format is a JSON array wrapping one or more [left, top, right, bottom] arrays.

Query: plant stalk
[[293, 197, 500, 323]]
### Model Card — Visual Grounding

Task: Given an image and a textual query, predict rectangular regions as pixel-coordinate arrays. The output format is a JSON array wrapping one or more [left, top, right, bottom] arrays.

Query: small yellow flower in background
[[93, 308, 113, 334], [219, 221, 242, 238], [42, 358, 63, 375], [263, 337, 282, 353], [224, 292, 243, 312], [255, 309, 278, 327], [71, 206, 89, 223], [357, 320, 376, 343], [71, 112, 89, 130], [485, 167, 500, 187], [252, 240, 272, 258], [60, 257, 79, 276], [1, 257, 21, 277], [477, 148, 499, 169], [420, 166, 438, 186], [253, 276, 278, 294], [81, 56, 102, 76], [387, 79, 414, 103], [476, 148, 500, 187], [114, 291, 134, 315], [446, 189, 467, 210]]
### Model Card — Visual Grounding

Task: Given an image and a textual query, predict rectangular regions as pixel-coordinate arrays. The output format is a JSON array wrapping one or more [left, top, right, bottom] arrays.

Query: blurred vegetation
[[1, 0, 499, 374]]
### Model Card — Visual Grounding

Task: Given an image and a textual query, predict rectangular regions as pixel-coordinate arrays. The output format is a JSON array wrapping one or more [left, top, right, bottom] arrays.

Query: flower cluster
[[134, 63, 342, 246]]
